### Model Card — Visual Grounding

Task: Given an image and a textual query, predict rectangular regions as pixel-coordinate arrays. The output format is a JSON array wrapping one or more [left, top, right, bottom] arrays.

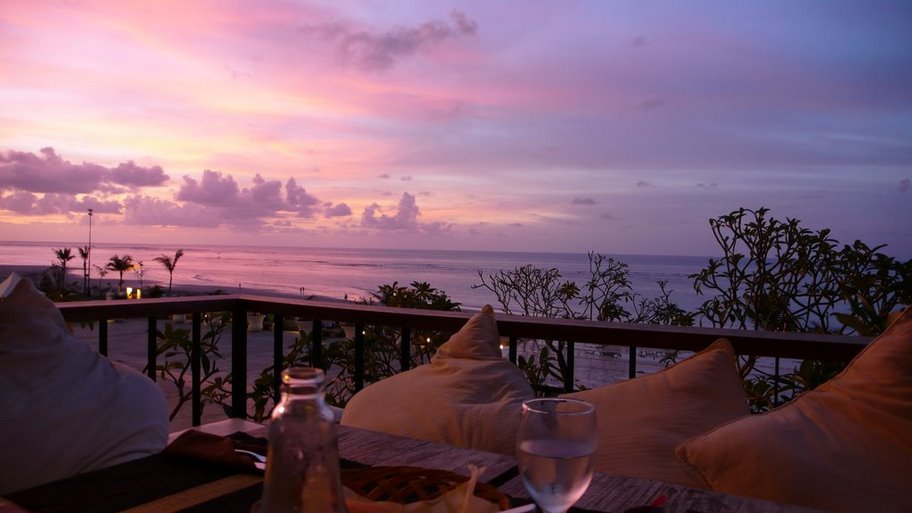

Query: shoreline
[[0, 264, 344, 303]]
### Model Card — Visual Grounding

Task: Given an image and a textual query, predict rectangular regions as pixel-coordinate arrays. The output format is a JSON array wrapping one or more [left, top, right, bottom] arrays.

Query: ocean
[[0, 241, 713, 314]]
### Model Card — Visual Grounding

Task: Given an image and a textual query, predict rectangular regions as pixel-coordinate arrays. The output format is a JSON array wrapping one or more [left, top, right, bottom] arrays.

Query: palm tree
[[106, 254, 135, 292], [78, 246, 90, 294], [154, 249, 184, 294], [54, 247, 75, 292]]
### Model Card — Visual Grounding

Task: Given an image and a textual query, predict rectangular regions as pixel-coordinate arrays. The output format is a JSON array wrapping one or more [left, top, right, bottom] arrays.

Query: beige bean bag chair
[[0, 274, 169, 494], [341, 305, 534, 455]]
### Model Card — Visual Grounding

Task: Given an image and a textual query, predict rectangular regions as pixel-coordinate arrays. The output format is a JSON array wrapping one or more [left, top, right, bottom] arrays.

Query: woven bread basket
[[341, 466, 511, 511]]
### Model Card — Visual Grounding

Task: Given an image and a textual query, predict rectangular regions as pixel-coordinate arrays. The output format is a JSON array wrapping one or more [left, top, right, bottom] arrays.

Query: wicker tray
[[341, 466, 511, 511]]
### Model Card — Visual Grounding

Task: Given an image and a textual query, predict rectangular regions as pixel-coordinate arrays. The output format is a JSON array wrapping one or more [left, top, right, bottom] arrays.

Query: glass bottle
[[259, 367, 347, 513]]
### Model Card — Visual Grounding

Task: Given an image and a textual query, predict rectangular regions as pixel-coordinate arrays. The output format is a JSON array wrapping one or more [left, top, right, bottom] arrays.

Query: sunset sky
[[1, 1, 911, 257]]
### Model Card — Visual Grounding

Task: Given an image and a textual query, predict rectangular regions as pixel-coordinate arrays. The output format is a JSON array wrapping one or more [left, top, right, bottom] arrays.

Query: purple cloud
[[638, 97, 667, 111], [0, 191, 40, 213], [74, 196, 122, 214], [636, 181, 656, 188], [177, 170, 240, 206], [122, 195, 222, 227], [1, 148, 108, 193], [325, 202, 352, 218], [0, 189, 121, 214], [249, 174, 283, 206], [299, 10, 478, 71], [0, 148, 168, 194], [110, 161, 169, 187], [900, 178, 910, 193], [173, 170, 323, 223], [572, 197, 597, 205], [361, 192, 420, 230], [285, 177, 319, 216]]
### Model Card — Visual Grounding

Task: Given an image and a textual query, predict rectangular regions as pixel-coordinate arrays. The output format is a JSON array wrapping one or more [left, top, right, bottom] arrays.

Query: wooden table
[[3, 420, 825, 513]]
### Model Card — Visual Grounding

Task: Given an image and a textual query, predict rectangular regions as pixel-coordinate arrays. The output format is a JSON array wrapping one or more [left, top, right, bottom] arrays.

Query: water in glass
[[517, 398, 597, 513]]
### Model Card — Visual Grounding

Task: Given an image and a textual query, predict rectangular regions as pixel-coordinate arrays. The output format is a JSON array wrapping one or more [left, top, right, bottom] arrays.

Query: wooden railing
[[58, 294, 870, 426]]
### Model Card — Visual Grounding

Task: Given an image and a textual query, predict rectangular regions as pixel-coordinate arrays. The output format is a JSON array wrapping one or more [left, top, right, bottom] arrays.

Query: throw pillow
[[676, 307, 912, 513], [0, 273, 169, 494], [562, 338, 749, 488], [341, 305, 534, 455]]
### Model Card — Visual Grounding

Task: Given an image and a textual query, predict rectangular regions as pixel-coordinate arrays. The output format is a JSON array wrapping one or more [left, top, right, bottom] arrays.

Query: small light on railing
[[426, 337, 431, 343], [499, 344, 504, 350]]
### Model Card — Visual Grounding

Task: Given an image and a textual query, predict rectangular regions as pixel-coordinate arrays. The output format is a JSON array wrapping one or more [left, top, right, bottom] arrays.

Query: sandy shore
[[0, 263, 339, 302]]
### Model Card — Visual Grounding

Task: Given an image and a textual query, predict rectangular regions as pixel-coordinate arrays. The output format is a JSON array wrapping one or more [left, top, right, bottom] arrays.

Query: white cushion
[[562, 338, 750, 487], [0, 274, 169, 494], [341, 305, 534, 455], [676, 307, 912, 513]]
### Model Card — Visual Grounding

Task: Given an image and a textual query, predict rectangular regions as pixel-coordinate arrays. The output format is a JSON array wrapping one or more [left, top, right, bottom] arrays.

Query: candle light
[[126, 287, 133, 299]]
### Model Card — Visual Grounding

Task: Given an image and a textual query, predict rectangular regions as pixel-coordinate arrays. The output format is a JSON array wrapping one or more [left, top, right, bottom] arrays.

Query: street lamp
[[87, 208, 93, 294]]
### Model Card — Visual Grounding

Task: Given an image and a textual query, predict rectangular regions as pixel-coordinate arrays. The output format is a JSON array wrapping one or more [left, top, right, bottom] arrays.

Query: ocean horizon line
[[1, 241, 714, 312], [0, 239, 718, 263]]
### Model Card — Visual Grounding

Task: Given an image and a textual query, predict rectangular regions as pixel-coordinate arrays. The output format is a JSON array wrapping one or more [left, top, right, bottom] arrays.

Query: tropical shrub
[[474, 252, 692, 393], [148, 312, 231, 421], [691, 207, 911, 410]]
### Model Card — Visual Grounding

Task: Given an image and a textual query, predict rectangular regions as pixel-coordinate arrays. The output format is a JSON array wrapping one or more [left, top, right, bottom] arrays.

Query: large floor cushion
[[0, 274, 169, 494], [562, 338, 750, 488], [341, 305, 534, 455], [676, 307, 912, 513]]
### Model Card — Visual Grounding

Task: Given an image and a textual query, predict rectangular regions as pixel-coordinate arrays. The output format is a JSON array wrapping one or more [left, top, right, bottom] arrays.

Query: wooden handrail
[[58, 294, 870, 361]]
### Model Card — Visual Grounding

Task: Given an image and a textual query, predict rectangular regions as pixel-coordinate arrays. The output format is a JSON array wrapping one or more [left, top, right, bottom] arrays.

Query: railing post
[[564, 341, 575, 392], [231, 305, 248, 419], [99, 319, 108, 356], [354, 323, 365, 391], [147, 317, 157, 381], [400, 327, 411, 371], [273, 315, 284, 404], [191, 313, 201, 427], [628, 345, 637, 379], [311, 319, 323, 368], [774, 357, 781, 406], [508, 336, 518, 364]]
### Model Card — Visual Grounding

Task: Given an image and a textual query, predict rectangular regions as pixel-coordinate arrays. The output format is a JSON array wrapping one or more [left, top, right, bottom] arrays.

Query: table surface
[[4, 419, 825, 513]]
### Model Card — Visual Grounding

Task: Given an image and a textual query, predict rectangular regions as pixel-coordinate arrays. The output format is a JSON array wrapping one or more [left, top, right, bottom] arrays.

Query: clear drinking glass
[[517, 398, 597, 513]]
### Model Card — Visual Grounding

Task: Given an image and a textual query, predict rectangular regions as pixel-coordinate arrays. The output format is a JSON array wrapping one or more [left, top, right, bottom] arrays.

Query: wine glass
[[517, 398, 597, 513]]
